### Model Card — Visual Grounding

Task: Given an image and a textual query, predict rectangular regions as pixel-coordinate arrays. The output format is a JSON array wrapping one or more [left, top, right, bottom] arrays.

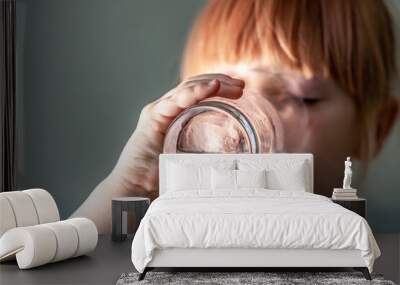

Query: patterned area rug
[[117, 271, 396, 285]]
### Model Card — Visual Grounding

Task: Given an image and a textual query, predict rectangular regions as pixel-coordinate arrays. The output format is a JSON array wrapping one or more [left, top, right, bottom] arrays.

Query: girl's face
[[214, 64, 361, 196]]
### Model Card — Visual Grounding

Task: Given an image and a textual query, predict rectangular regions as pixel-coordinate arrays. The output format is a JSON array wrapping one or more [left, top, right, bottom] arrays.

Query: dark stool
[[111, 197, 150, 242]]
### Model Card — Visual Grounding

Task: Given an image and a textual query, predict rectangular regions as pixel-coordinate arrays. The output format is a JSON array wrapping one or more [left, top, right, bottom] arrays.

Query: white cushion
[[211, 168, 236, 190], [166, 162, 212, 191], [23, 189, 60, 224], [64, 218, 98, 257], [42, 221, 79, 262], [266, 163, 307, 191], [0, 196, 17, 237], [0, 191, 39, 227], [238, 159, 309, 191], [236, 169, 267, 189], [211, 169, 268, 190]]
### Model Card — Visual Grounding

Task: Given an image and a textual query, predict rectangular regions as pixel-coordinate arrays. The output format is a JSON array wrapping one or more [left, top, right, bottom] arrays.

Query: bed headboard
[[159, 153, 314, 195]]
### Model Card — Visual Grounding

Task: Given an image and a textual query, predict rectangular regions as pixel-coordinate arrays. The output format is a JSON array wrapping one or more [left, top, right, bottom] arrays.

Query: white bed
[[131, 154, 380, 280]]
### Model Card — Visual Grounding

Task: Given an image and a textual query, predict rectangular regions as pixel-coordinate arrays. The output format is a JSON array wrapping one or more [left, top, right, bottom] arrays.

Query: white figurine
[[343, 157, 352, 189]]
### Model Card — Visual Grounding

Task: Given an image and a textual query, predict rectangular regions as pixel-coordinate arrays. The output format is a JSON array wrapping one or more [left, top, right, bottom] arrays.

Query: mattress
[[131, 189, 380, 273]]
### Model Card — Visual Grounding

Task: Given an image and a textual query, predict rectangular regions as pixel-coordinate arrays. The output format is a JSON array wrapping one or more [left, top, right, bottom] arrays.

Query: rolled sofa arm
[[0, 218, 98, 269]]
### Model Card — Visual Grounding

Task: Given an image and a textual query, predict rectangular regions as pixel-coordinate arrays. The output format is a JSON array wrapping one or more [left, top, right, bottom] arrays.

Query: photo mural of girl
[[72, 0, 399, 233]]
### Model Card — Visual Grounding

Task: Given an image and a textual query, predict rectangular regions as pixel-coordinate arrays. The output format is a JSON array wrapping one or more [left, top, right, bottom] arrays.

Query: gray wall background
[[16, 0, 399, 232], [15, 0, 205, 218]]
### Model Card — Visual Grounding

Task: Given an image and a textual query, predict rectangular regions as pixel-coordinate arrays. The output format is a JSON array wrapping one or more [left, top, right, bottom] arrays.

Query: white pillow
[[167, 162, 211, 191], [238, 159, 309, 191], [211, 168, 237, 190], [266, 162, 308, 191], [211, 168, 268, 190], [236, 169, 267, 189]]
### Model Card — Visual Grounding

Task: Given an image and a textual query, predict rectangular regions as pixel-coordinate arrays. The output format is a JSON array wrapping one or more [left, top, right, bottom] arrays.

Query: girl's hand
[[72, 73, 244, 233], [110, 74, 245, 198]]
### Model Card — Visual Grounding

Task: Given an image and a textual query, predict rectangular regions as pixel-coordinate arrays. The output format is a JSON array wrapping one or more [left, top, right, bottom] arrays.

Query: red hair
[[181, 0, 397, 159]]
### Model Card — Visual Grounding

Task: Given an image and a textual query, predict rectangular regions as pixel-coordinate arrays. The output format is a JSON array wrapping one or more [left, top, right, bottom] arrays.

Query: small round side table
[[111, 197, 150, 242]]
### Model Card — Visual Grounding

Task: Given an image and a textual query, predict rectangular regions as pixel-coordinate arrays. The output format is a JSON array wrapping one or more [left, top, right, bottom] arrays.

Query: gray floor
[[374, 233, 400, 284], [0, 234, 399, 285]]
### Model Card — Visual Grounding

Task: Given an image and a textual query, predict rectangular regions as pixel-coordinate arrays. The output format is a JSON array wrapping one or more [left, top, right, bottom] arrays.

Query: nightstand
[[112, 197, 150, 242], [331, 198, 366, 218]]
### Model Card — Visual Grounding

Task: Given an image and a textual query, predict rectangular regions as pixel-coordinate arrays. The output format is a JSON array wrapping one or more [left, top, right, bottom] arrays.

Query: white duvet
[[131, 190, 380, 273]]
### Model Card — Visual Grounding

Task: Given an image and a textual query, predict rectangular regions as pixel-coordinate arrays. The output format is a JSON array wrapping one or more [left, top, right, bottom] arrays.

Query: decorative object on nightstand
[[331, 157, 365, 218], [332, 157, 358, 200], [112, 197, 150, 242], [331, 198, 366, 218]]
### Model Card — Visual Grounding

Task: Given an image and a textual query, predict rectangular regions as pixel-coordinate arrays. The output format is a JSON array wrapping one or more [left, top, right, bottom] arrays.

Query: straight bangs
[[182, 0, 326, 78], [181, 0, 396, 160], [181, 0, 395, 100]]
